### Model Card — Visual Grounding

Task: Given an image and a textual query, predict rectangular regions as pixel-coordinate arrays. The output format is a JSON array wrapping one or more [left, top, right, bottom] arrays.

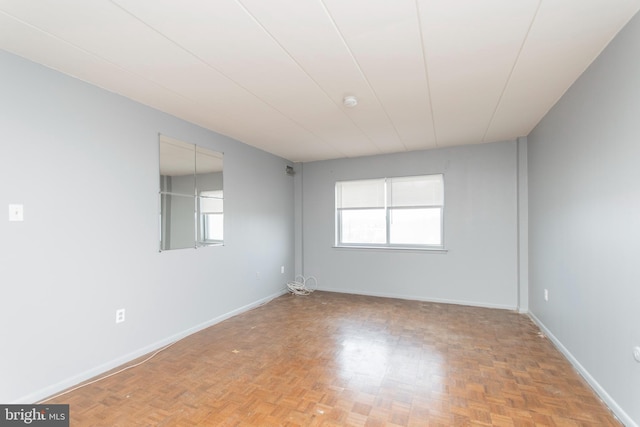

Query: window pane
[[336, 179, 385, 208], [202, 213, 223, 241], [340, 209, 386, 244], [389, 208, 442, 245], [389, 175, 443, 207]]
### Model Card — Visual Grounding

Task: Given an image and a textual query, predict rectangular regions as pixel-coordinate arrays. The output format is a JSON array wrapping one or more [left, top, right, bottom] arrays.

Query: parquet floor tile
[[46, 292, 621, 426]]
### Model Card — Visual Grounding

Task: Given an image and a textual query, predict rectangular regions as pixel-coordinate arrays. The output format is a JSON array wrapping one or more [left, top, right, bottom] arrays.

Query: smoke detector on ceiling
[[343, 95, 358, 108]]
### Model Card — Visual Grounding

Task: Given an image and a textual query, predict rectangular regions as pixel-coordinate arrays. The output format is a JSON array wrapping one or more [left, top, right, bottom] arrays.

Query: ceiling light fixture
[[343, 95, 358, 108]]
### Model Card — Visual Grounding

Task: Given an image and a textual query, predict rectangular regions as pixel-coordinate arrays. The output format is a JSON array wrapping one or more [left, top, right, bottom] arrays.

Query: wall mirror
[[159, 134, 223, 251]]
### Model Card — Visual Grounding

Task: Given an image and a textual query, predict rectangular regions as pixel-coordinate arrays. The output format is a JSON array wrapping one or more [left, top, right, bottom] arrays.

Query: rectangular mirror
[[159, 135, 223, 251]]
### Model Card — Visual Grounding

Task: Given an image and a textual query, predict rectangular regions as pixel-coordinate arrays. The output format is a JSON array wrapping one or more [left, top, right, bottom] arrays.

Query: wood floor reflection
[[47, 292, 620, 426]]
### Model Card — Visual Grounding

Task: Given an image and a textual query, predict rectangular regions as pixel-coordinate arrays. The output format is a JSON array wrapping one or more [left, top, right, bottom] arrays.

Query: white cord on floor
[[37, 295, 282, 404], [286, 275, 317, 295], [38, 341, 177, 403]]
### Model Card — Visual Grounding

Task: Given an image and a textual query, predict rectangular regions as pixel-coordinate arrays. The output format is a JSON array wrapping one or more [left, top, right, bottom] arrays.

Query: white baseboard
[[528, 312, 636, 427], [15, 289, 287, 404], [316, 286, 517, 311]]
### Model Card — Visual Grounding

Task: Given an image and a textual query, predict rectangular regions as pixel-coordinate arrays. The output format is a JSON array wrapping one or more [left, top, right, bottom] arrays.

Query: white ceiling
[[1, 1, 638, 163]]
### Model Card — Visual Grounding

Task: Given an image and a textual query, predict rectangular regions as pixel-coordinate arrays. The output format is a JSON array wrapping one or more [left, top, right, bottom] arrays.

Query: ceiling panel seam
[[232, 0, 378, 156], [0, 8, 198, 110], [235, 0, 386, 155], [108, 0, 347, 158], [0, 5, 281, 145], [5, 1, 638, 163], [481, 0, 542, 143], [415, 0, 439, 148], [519, 5, 640, 137], [318, 0, 409, 152]]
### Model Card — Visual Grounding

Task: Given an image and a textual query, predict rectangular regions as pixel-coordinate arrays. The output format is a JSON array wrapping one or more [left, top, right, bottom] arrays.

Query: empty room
[[1, 1, 639, 426]]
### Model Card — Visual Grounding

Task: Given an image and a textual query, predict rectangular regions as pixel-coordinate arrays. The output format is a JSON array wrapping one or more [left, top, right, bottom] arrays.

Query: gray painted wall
[[528, 11, 640, 426], [0, 50, 294, 403], [300, 141, 520, 309]]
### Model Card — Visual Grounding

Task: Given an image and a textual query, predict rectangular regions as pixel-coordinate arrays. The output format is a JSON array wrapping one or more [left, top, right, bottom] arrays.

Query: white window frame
[[335, 174, 444, 250]]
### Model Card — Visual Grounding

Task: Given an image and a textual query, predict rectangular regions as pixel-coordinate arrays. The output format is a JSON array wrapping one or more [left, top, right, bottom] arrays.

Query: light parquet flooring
[[46, 292, 620, 426]]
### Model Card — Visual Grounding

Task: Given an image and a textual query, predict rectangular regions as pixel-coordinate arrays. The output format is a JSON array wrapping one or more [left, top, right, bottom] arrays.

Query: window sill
[[333, 245, 448, 254]]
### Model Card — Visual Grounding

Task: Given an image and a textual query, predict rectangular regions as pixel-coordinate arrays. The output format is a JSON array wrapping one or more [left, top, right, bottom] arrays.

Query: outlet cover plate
[[116, 308, 126, 324]]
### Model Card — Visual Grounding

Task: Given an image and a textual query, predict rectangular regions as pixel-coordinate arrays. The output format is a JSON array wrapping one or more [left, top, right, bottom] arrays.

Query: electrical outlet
[[115, 308, 125, 324], [633, 346, 640, 363], [281, 266, 285, 274], [256, 271, 260, 279], [544, 289, 549, 302]]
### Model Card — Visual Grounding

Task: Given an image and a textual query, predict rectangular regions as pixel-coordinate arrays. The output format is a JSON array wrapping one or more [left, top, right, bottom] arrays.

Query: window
[[335, 174, 444, 249], [199, 190, 224, 244]]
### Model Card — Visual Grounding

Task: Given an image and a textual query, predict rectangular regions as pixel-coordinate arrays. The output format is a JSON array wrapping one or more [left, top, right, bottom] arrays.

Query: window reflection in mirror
[[159, 135, 223, 251], [196, 145, 224, 246]]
